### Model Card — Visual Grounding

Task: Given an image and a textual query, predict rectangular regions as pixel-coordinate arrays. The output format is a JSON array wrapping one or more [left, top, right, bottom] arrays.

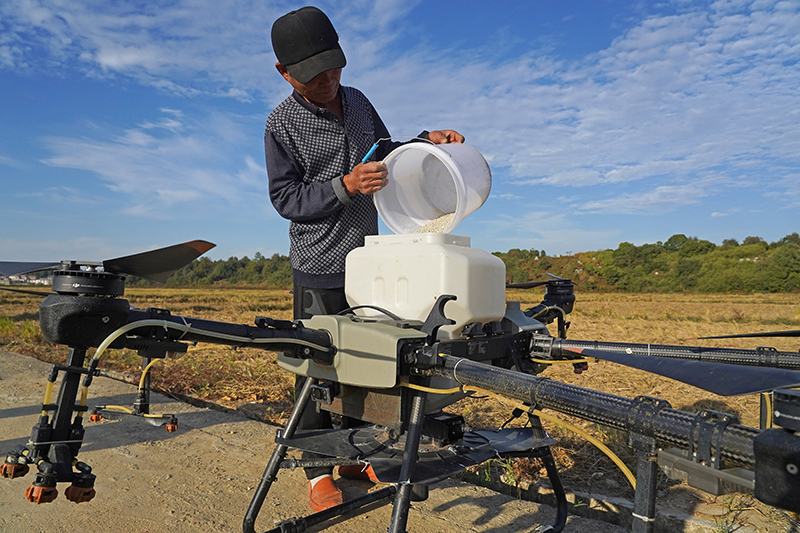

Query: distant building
[[4, 274, 52, 286]]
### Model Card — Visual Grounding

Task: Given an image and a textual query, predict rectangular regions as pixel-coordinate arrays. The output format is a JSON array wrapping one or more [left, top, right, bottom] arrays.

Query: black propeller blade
[[507, 273, 572, 290], [564, 346, 800, 396], [0, 286, 53, 296], [0, 261, 61, 277], [103, 240, 215, 283], [691, 330, 800, 340], [506, 280, 550, 289], [1, 240, 215, 286]]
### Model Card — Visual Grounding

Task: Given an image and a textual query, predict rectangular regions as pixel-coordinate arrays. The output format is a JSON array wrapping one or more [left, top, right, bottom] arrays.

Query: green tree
[[771, 233, 800, 248], [764, 243, 800, 292], [664, 234, 690, 252], [743, 236, 764, 245]]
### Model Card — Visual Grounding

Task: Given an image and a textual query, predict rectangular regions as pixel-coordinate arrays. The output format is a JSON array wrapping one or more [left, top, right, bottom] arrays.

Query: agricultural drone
[[2, 240, 800, 533]]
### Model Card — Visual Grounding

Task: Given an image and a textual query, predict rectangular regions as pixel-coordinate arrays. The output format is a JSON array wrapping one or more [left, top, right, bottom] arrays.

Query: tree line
[[497, 233, 800, 293], [131, 233, 800, 293], [129, 252, 293, 288]]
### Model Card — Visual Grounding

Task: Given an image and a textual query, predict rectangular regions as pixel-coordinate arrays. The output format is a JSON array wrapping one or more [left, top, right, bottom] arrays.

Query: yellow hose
[[397, 378, 635, 488], [532, 408, 636, 489], [761, 392, 773, 429], [399, 378, 463, 395], [41, 381, 55, 417], [139, 359, 160, 391], [529, 358, 589, 365], [102, 405, 134, 415], [470, 386, 636, 489], [95, 405, 168, 420], [73, 387, 90, 422]]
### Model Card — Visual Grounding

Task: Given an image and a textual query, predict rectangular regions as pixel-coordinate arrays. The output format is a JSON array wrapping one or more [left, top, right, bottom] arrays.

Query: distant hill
[[130, 233, 800, 293], [495, 233, 800, 293]]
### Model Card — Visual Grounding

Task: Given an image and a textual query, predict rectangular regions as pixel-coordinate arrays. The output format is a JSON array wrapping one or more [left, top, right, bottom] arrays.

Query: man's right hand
[[343, 161, 388, 196]]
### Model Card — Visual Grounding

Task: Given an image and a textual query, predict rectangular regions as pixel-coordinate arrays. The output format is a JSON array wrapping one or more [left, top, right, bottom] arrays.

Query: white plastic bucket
[[376, 143, 491, 234]]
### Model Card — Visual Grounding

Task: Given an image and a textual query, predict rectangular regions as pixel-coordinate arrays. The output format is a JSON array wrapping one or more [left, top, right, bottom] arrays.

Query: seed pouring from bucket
[[376, 143, 492, 235]]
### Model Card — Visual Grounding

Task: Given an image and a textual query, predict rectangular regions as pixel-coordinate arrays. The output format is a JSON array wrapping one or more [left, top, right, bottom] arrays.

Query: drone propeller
[[0, 240, 215, 285], [565, 346, 800, 396], [688, 330, 800, 340], [102, 240, 215, 283], [507, 273, 572, 290], [506, 280, 550, 289], [0, 262, 61, 296], [0, 286, 53, 296], [0, 261, 63, 277]]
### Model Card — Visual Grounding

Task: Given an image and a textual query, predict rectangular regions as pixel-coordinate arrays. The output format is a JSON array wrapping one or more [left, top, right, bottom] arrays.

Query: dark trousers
[[292, 284, 355, 479]]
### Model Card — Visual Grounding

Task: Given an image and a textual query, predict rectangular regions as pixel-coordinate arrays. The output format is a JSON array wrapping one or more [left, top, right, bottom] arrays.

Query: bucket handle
[[362, 136, 441, 163]]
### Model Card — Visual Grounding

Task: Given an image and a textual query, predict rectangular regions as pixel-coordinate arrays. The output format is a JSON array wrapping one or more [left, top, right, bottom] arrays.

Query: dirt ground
[[0, 349, 634, 533]]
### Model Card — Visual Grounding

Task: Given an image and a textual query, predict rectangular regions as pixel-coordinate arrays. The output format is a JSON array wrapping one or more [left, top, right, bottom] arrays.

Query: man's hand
[[343, 161, 388, 196], [428, 130, 465, 144]]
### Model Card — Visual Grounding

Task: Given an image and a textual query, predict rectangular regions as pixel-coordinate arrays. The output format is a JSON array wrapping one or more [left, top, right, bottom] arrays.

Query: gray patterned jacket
[[264, 86, 395, 289]]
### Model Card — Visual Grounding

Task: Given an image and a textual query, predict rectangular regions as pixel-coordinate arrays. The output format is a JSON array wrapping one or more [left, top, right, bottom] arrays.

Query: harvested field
[[2, 288, 799, 531]]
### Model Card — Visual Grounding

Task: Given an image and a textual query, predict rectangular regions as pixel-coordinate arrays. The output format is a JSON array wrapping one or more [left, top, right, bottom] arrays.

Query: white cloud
[[0, 153, 23, 168], [576, 185, 707, 214], [21, 186, 101, 205], [40, 108, 265, 215], [3, 0, 799, 222], [475, 210, 623, 254]]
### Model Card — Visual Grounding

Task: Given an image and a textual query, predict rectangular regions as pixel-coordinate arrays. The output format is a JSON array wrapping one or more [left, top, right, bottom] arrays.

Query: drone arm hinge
[[254, 316, 297, 331], [756, 345, 779, 367], [405, 342, 447, 372], [626, 396, 671, 454], [538, 334, 558, 359], [124, 337, 189, 359], [689, 409, 740, 470]]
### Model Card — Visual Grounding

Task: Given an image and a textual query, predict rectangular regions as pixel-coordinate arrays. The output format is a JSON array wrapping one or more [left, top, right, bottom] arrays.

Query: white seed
[[415, 212, 455, 233]]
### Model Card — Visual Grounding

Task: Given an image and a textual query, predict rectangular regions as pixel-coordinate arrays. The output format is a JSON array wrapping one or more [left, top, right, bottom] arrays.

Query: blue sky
[[2, 0, 799, 264]]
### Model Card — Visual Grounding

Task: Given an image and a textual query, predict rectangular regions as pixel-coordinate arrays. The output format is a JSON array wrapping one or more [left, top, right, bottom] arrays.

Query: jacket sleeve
[[265, 130, 352, 223]]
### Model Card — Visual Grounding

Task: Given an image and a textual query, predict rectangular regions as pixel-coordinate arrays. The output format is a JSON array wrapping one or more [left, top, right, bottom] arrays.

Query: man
[[265, 6, 464, 512]]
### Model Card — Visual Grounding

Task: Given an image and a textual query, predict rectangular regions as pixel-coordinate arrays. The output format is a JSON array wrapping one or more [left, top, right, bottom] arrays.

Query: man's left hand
[[428, 130, 465, 144]]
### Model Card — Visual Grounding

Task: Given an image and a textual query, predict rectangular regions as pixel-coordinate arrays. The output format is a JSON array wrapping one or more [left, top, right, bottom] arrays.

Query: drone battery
[[277, 314, 427, 388]]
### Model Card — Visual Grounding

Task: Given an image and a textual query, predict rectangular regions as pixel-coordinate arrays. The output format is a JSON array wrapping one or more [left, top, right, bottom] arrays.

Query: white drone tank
[[345, 143, 505, 339], [345, 233, 505, 339]]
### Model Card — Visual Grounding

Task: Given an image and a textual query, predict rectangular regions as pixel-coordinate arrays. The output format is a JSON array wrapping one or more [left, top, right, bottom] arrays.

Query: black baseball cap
[[271, 7, 347, 84]]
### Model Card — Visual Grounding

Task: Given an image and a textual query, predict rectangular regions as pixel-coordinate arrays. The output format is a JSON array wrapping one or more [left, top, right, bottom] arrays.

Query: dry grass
[[2, 288, 799, 528], [2, 288, 796, 428], [0, 288, 297, 424]]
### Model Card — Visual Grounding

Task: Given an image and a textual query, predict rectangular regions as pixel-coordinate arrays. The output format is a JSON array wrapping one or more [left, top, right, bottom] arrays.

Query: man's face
[[277, 65, 342, 107]]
